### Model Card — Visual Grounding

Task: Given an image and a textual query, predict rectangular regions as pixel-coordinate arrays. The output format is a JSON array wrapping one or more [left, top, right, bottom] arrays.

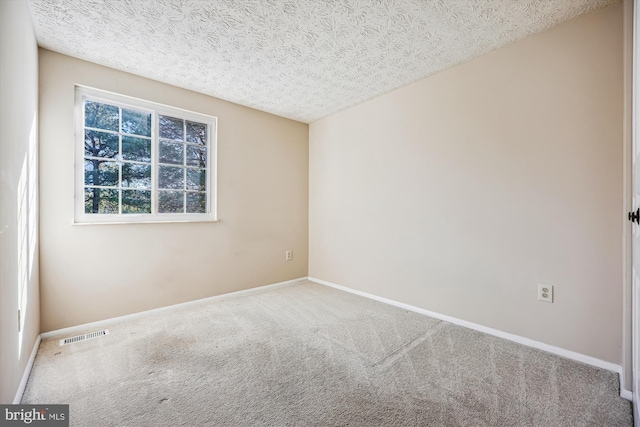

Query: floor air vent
[[60, 329, 109, 346]]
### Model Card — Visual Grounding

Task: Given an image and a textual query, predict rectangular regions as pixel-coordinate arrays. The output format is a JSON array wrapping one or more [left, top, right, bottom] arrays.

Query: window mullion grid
[[84, 126, 119, 136], [76, 87, 216, 222], [183, 119, 187, 214], [152, 112, 159, 216], [205, 124, 210, 214], [183, 179, 187, 213], [118, 106, 123, 214]]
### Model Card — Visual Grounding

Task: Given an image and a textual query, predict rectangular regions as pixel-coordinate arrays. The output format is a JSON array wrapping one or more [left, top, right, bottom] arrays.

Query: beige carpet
[[22, 280, 632, 426]]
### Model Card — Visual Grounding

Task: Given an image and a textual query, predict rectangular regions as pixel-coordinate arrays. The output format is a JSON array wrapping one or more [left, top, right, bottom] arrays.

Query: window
[[75, 86, 217, 223]]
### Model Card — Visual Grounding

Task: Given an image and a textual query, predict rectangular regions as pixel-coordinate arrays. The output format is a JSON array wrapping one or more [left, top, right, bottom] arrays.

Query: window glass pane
[[159, 140, 184, 165], [159, 190, 184, 213], [122, 108, 151, 137], [122, 136, 151, 162], [186, 146, 206, 167], [186, 121, 207, 145], [84, 188, 119, 214], [85, 130, 118, 158], [159, 165, 184, 189], [122, 163, 151, 188], [159, 115, 184, 141], [78, 90, 216, 221], [85, 101, 119, 131], [186, 192, 206, 213], [186, 169, 206, 191], [122, 190, 151, 213], [84, 160, 118, 186]]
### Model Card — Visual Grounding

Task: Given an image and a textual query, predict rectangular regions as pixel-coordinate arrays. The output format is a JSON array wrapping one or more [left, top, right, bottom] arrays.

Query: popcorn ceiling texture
[[28, 0, 616, 123]]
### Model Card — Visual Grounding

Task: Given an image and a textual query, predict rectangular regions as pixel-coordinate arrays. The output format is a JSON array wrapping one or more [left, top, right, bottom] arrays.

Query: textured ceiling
[[28, 0, 616, 123]]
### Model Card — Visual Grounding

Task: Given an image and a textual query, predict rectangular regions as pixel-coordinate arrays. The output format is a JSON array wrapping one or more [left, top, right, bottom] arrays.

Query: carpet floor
[[22, 280, 632, 426]]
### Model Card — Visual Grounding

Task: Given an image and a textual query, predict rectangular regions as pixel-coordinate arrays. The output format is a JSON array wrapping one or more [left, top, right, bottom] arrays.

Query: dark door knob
[[629, 208, 639, 224]]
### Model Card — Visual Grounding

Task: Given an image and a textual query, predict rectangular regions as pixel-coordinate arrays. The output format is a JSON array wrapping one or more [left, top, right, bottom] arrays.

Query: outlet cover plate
[[538, 284, 553, 303]]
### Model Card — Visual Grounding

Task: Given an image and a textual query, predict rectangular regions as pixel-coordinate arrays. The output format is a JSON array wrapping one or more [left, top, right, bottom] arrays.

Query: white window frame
[[74, 86, 217, 224]]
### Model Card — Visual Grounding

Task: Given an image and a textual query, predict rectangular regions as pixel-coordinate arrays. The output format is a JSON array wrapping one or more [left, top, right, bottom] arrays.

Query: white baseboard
[[13, 334, 41, 404], [41, 277, 307, 339], [309, 277, 632, 401], [619, 367, 633, 401]]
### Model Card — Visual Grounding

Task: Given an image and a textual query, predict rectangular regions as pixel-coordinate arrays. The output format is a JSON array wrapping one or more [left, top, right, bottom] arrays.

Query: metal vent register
[[60, 329, 109, 346]]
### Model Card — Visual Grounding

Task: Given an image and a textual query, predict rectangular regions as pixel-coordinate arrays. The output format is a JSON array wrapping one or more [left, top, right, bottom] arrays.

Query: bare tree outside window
[[76, 87, 215, 223]]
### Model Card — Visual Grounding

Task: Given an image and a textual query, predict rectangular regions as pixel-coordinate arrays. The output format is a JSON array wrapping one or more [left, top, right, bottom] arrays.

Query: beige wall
[[39, 50, 309, 332], [0, 0, 41, 403], [309, 4, 624, 364]]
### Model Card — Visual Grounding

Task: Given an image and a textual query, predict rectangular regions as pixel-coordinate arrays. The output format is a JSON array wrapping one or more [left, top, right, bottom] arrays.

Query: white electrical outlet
[[538, 284, 553, 303], [285, 250, 293, 261]]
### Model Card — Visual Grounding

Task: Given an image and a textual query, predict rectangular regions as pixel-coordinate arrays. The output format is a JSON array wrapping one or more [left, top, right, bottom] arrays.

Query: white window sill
[[72, 219, 221, 226]]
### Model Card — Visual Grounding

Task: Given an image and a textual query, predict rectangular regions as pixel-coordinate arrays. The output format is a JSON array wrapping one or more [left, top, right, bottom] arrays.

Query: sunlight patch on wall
[[17, 114, 37, 359], [28, 114, 37, 279]]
